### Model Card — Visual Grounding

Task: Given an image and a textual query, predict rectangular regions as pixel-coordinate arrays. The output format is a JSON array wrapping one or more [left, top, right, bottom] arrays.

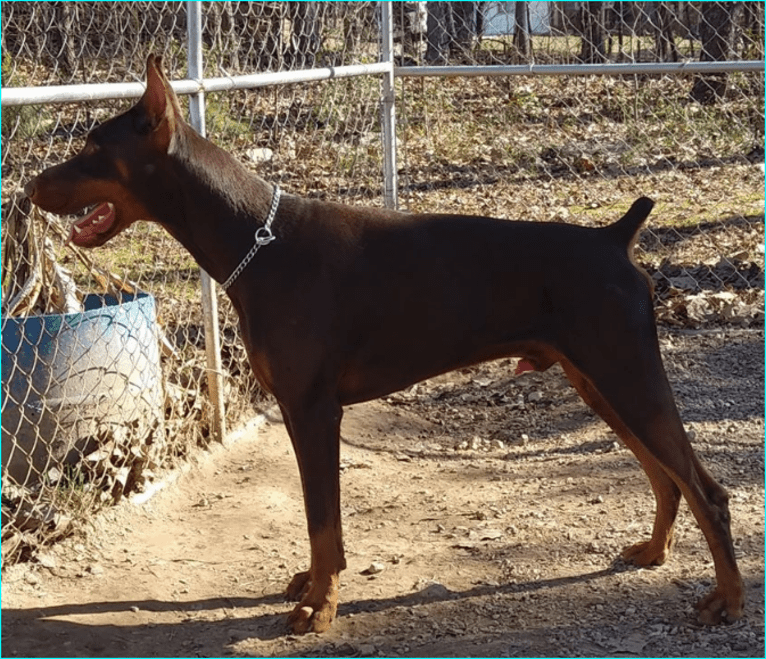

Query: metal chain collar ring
[[221, 185, 281, 290]]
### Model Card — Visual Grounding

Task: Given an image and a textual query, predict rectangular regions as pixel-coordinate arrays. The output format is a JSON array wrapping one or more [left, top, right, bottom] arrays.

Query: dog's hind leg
[[560, 359, 681, 566], [557, 334, 744, 624], [279, 398, 347, 633]]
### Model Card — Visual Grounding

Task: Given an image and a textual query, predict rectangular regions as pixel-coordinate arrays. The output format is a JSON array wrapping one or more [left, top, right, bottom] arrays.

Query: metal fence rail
[[2, 1, 763, 564]]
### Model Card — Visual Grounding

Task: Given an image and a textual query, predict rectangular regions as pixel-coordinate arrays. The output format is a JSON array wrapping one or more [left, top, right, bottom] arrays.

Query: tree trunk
[[690, 2, 743, 105], [288, 2, 324, 68], [53, 2, 76, 78], [742, 1, 764, 59], [580, 2, 606, 63], [425, 2, 479, 64], [425, 2, 451, 64], [513, 1, 532, 62], [451, 2, 478, 60], [656, 2, 680, 62]]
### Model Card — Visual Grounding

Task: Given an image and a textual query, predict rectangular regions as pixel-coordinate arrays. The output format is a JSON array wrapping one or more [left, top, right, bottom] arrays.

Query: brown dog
[[24, 55, 744, 632]]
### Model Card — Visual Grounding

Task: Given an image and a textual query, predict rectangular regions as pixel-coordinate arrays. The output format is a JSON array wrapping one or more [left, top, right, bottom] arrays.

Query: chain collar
[[221, 185, 281, 290]]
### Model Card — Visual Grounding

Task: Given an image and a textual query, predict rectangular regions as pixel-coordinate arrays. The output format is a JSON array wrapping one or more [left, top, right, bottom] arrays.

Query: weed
[[205, 93, 252, 141], [1, 53, 47, 140]]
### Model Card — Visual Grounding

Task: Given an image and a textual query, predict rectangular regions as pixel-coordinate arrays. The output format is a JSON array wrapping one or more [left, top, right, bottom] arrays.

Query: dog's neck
[[153, 124, 278, 286]]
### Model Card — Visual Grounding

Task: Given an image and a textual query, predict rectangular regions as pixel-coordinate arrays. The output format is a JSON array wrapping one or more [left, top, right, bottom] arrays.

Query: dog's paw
[[621, 539, 671, 567], [696, 587, 744, 625], [285, 570, 312, 601], [285, 572, 340, 633], [288, 601, 336, 633]]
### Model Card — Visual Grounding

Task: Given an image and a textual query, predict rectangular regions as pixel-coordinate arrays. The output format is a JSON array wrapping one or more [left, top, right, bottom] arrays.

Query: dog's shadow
[[337, 557, 638, 619], [2, 559, 643, 655]]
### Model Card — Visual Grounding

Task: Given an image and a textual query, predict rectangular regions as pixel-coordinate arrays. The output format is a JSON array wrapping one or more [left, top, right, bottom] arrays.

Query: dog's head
[[24, 55, 184, 248]]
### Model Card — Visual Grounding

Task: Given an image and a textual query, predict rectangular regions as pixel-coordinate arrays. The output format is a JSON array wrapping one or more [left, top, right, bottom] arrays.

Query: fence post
[[186, 1, 227, 443], [380, 1, 398, 210]]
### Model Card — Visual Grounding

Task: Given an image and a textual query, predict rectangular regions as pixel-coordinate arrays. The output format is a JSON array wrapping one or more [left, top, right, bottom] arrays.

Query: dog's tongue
[[69, 203, 116, 247]]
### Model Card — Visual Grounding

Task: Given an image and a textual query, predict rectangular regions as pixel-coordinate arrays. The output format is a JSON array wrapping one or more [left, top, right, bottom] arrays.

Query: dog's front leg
[[279, 398, 346, 633]]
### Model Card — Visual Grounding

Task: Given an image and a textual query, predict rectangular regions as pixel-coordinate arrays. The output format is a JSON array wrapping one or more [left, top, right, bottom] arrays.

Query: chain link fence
[[2, 1, 763, 565]]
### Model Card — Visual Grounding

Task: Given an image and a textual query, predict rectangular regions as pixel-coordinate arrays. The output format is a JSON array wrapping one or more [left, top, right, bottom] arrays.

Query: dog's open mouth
[[69, 202, 116, 247]]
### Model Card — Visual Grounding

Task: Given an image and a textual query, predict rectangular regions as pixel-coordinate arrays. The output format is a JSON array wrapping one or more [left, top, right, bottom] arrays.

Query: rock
[[412, 580, 451, 602], [356, 643, 377, 656], [479, 528, 503, 541], [361, 561, 385, 575], [247, 148, 273, 163]]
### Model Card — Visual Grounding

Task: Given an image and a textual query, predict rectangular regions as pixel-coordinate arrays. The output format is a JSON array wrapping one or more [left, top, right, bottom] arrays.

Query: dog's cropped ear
[[137, 54, 183, 147]]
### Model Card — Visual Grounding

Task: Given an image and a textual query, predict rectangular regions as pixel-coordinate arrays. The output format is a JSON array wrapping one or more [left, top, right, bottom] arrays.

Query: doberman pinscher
[[25, 56, 744, 633]]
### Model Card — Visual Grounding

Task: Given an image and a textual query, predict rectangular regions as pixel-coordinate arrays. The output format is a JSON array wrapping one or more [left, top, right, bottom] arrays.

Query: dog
[[24, 55, 744, 632]]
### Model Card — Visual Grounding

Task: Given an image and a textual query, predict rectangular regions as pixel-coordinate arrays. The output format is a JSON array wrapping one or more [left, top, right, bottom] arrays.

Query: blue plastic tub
[[1, 292, 164, 487]]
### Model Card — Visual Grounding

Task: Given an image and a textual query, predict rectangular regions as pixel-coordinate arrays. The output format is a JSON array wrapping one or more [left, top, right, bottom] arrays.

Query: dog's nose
[[23, 178, 37, 200]]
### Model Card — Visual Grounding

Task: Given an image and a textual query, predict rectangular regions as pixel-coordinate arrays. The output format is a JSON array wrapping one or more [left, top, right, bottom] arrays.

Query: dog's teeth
[[106, 203, 114, 211], [72, 225, 83, 234]]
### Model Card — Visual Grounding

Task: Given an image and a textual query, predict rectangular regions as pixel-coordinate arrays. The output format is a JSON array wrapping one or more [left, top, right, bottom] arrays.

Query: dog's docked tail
[[606, 197, 654, 251]]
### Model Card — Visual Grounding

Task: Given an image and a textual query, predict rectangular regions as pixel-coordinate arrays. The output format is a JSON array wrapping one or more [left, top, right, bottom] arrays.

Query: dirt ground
[[2, 328, 764, 658]]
